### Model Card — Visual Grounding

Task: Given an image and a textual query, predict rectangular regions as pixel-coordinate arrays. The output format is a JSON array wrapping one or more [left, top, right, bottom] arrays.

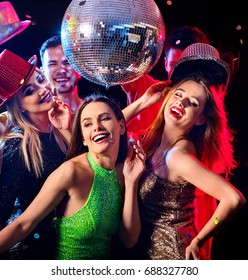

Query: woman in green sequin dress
[[0, 94, 146, 259]]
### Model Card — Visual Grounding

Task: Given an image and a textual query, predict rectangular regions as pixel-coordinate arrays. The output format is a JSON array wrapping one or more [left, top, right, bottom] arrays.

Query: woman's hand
[[123, 140, 146, 187], [48, 97, 71, 131], [185, 237, 204, 260], [141, 80, 172, 107]]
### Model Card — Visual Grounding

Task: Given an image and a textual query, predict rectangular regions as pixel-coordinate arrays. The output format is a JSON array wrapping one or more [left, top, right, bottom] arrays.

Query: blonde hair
[[0, 98, 68, 177]]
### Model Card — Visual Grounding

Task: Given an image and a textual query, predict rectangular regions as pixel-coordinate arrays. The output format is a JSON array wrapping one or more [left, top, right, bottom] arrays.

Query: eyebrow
[[176, 87, 185, 92], [82, 112, 111, 122], [47, 59, 57, 63]]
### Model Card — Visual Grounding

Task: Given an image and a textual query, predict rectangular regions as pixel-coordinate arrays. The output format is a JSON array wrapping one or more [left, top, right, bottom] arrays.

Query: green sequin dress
[[53, 152, 123, 260]]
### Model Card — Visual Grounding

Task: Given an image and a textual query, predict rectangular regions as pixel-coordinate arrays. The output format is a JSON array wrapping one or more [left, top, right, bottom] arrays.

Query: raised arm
[[118, 140, 146, 247], [122, 80, 171, 123], [48, 96, 72, 143], [0, 162, 70, 254]]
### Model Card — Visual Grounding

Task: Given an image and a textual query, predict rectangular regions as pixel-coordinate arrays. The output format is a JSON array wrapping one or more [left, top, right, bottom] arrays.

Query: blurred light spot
[[186, 233, 191, 239], [236, 24, 242, 31], [34, 233, 40, 239]]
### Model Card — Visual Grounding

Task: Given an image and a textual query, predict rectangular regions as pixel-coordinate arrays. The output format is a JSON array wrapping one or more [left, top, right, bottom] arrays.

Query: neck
[[58, 91, 82, 114], [29, 112, 50, 133], [163, 125, 187, 143], [89, 151, 117, 171]]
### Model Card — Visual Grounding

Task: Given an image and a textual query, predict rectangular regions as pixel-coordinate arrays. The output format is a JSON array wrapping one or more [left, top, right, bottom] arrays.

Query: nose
[[45, 81, 52, 90], [38, 81, 52, 95], [39, 80, 52, 92], [176, 99, 183, 107], [92, 120, 103, 131], [176, 98, 187, 108], [56, 64, 67, 73]]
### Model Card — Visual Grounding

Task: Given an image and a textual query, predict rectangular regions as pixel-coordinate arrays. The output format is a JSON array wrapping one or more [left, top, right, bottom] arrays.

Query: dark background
[[1, 0, 247, 259]]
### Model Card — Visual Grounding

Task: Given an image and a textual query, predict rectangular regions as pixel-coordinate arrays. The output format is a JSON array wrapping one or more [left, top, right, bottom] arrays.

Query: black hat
[[169, 43, 230, 89]]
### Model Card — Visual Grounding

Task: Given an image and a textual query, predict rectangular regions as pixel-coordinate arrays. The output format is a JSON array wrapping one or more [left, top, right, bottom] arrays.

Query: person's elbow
[[231, 191, 246, 211], [238, 192, 246, 209], [124, 235, 139, 249], [123, 230, 141, 248]]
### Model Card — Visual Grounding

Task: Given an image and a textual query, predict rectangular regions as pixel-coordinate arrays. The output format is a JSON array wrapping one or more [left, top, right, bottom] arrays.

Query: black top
[[0, 129, 66, 259]]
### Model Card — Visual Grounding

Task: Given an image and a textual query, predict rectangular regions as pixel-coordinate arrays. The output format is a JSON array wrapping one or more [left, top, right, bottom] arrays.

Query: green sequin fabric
[[53, 152, 123, 260]]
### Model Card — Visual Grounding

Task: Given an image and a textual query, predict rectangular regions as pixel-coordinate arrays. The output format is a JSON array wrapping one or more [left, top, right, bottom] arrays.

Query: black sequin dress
[[130, 162, 208, 260], [0, 129, 66, 259]]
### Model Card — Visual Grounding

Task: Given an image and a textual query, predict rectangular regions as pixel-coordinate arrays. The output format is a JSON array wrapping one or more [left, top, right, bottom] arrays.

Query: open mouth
[[92, 133, 110, 143], [170, 106, 183, 118], [40, 93, 52, 103], [54, 77, 69, 83]]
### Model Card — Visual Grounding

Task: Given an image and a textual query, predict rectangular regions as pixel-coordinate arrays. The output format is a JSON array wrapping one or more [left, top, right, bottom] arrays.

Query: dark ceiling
[[2, 0, 247, 60]]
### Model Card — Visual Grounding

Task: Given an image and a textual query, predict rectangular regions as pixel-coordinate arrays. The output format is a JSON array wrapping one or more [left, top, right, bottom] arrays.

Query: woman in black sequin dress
[[0, 49, 71, 259]]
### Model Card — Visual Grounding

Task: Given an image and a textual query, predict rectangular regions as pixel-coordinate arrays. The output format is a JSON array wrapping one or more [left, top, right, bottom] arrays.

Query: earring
[[20, 108, 25, 113]]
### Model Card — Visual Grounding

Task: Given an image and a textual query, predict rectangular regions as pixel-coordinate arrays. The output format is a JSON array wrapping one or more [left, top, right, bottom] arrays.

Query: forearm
[[193, 194, 245, 249], [122, 80, 170, 123], [119, 182, 141, 248], [122, 96, 148, 123], [0, 219, 35, 254]]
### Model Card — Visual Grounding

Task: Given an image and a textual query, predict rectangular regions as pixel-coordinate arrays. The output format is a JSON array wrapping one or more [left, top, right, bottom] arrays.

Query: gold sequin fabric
[[132, 167, 202, 260]]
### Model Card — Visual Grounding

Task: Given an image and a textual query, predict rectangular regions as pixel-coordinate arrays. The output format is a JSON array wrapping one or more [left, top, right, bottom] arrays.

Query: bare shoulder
[[166, 140, 197, 169], [55, 153, 93, 182]]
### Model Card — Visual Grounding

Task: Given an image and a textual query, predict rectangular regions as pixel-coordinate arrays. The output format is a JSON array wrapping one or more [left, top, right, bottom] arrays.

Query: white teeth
[[55, 78, 68, 82], [93, 134, 108, 141], [171, 107, 182, 116]]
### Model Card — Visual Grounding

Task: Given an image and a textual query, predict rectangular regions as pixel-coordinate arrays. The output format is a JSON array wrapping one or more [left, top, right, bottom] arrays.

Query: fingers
[[131, 140, 146, 162], [52, 97, 71, 111]]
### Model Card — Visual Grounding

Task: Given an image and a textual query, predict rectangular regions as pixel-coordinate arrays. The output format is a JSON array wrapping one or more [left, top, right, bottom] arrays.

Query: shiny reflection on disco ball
[[61, 0, 165, 87]]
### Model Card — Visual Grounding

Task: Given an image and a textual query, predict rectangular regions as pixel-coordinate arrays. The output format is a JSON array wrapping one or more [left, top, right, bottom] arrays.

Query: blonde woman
[[0, 49, 71, 259]]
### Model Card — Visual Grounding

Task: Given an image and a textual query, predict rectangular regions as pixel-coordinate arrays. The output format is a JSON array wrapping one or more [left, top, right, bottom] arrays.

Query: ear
[[164, 57, 169, 73], [196, 115, 205, 126], [119, 119, 126, 135], [82, 136, 87, 146]]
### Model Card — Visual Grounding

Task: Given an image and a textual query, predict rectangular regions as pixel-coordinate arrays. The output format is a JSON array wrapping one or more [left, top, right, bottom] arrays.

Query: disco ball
[[61, 0, 165, 86]]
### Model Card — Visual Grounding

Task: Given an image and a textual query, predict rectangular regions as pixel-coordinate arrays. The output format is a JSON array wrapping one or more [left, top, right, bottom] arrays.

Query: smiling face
[[80, 101, 125, 157], [42, 45, 80, 95], [17, 69, 54, 114], [164, 79, 207, 134]]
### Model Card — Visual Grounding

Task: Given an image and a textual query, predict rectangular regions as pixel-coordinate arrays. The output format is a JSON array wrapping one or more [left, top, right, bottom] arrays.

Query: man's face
[[42, 45, 81, 95]]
